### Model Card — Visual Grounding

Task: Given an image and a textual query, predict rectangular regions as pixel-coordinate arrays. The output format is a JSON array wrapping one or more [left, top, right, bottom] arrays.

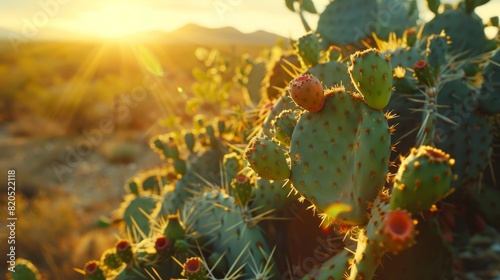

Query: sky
[[0, 0, 498, 40]]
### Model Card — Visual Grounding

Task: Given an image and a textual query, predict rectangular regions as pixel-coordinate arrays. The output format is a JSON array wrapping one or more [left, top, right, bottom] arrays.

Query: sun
[[70, 3, 153, 39]]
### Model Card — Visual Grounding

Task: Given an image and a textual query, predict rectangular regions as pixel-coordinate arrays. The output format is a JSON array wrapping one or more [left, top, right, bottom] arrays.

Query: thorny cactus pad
[[7, 258, 41, 280], [244, 137, 290, 181], [479, 48, 500, 114], [348, 48, 393, 109], [296, 32, 322, 68], [271, 109, 298, 146], [289, 88, 391, 225], [288, 74, 326, 112], [426, 32, 448, 69], [390, 146, 454, 213], [231, 174, 253, 207]]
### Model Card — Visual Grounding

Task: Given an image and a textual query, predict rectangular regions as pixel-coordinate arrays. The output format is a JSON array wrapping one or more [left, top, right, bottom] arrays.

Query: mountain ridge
[[128, 23, 286, 45], [0, 23, 286, 45]]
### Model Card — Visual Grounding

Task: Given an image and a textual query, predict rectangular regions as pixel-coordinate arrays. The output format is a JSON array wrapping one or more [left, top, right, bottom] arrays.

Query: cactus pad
[[245, 137, 290, 181], [348, 48, 393, 109], [390, 146, 454, 213], [289, 89, 391, 225]]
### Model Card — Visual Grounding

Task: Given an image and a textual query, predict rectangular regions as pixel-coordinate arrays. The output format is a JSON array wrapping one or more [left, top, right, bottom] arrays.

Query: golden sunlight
[[67, 3, 167, 39]]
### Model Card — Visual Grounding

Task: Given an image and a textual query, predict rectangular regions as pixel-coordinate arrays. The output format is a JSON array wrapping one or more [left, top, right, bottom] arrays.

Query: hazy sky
[[0, 0, 498, 39]]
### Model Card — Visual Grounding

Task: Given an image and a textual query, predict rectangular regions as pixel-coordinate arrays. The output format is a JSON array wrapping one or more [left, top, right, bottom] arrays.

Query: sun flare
[[70, 3, 158, 39]]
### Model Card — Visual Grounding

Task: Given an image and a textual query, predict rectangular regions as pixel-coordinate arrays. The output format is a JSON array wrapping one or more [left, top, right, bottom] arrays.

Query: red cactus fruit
[[84, 260, 105, 280], [155, 236, 169, 252], [383, 209, 416, 252], [185, 257, 202, 274], [182, 257, 206, 279], [288, 74, 325, 112], [84, 261, 98, 275]]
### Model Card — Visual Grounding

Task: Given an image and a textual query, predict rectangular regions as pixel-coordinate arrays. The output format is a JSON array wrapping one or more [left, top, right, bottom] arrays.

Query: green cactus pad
[[223, 152, 242, 188], [261, 95, 300, 139], [390, 146, 454, 213], [246, 61, 267, 106], [478, 48, 500, 114], [295, 32, 322, 68], [252, 177, 297, 216], [120, 194, 159, 240], [317, 0, 378, 51], [427, 0, 440, 15], [385, 46, 425, 93], [7, 258, 41, 280], [423, 7, 487, 59], [232, 174, 253, 207], [301, 249, 351, 280], [471, 184, 500, 230], [164, 214, 186, 242], [348, 48, 393, 109], [305, 59, 352, 90], [426, 33, 448, 69], [184, 132, 196, 152], [376, 0, 419, 40], [183, 189, 278, 278], [244, 137, 290, 181], [436, 79, 493, 188], [271, 109, 298, 146], [289, 89, 391, 225]]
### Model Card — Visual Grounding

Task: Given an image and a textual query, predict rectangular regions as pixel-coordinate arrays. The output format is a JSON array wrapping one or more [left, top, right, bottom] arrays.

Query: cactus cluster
[[76, 0, 499, 279]]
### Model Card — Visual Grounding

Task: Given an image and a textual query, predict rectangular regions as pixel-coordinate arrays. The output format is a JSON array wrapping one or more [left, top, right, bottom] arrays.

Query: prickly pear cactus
[[478, 47, 500, 114], [435, 79, 493, 188], [423, 1, 487, 59], [295, 32, 322, 68], [348, 48, 394, 109], [7, 259, 41, 280], [183, 189, 279, 278], [261, 95, 300, 139], [117, 194, 159, 241], [271, 109, 298, 146], [386, 46, 425, 93], [390, 146, 455, 213], [244, 137, 290, 181], [305, 59, 351, 90], [289, 88, 392, 225], [80, 1, 500, 279], [316, 0, 378, 51], [425, 32, 448, 70]]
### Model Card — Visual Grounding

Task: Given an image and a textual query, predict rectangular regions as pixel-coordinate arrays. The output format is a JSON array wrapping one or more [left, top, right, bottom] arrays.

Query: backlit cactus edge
[[9, 0, 499, 279]]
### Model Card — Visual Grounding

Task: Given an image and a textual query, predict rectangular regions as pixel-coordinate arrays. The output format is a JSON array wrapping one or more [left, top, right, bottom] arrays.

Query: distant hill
[[0, 23, 286, 46], [126, 23, 286, 45]]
